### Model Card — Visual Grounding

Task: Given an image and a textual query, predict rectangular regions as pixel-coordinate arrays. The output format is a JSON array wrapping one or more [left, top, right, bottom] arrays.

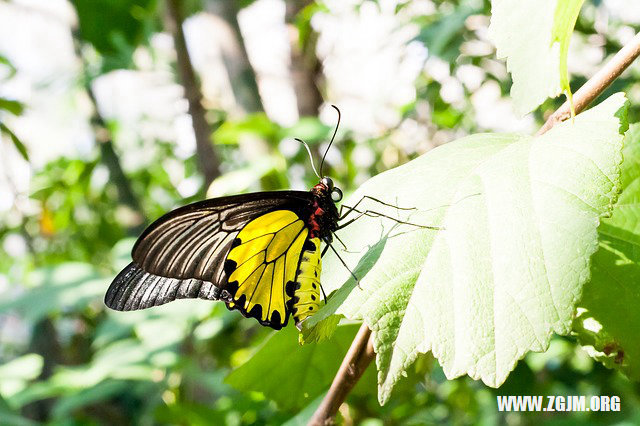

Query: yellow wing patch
[[223, 210, 308, 328]]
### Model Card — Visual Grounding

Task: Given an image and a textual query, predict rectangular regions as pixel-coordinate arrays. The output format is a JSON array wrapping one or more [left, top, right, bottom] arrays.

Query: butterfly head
[[314, 176, 342, 203]]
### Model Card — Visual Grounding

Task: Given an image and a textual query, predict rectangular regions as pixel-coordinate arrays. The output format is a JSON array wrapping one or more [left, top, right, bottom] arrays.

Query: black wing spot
[[308, 307, 313, 311], [314, 270, 317, 277], [224, 259, 237, 275], [303, 240, 317, 251], [312, 283, 316, 289], [248, 303, 262, 320], [285, 281, 297, 297], [271, 310, 282, 325], [311, 295, 316, 300], [231, 237, 242, 249], [234, 293, 247, 308]]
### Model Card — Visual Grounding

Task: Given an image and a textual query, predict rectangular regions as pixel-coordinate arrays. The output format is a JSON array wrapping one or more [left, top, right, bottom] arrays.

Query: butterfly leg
[[316, 243, 331, 302], [333, 232, 352, 251], [324, 238, 362, 290], [338, 207, 442, 230], [316, 239, 356, 301], [339, 195, 415, 221]]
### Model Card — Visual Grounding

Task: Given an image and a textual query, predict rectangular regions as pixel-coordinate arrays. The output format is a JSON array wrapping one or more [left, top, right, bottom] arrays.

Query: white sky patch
[[352, 144, 376, 168], [455, 64, 485, 92], [238, 0, 299, 126], [0, 1, 92, 167], [92, 69, 192, 171], [184, 13, 239, 113], [278, 137, 301, 158], [3, 233, 27, 258], [314, 0, 427, 136], [471, 80, 535, 133], [603, 0, 640, 24]]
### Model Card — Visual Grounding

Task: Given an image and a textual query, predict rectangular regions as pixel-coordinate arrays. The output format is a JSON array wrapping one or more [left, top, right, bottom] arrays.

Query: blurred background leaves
[[1, 0, 640, 424]]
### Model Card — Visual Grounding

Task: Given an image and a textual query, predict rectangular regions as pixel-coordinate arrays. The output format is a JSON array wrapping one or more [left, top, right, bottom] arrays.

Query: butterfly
[[105, 108, 349, 330], [104, 175, 344, 330]]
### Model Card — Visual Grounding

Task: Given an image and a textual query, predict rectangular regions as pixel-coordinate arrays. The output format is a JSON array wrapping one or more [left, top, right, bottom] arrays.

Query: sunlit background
[[1, 0, 640, 424]]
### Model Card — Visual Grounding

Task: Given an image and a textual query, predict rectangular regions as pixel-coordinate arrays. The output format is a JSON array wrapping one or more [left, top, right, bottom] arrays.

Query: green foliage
[[28, 157, 128, 266], [307, 94, 627, 403], [226, 323, 375, 412], [0, 354, 43, 400], [214, 113, 331, 146], [0, 54, 17, 77], [0, 122, 28, 162], [2, 0, 640, 424], [71, 0, 158, 71], [0, 263, 107, 323], [0, 395, 37, 426], [0, 98, 24, 116], [574, 123, 640, 380], [414, 5, 478, 62], [214, 113, 280, 145], [0, 57, 28, 161]]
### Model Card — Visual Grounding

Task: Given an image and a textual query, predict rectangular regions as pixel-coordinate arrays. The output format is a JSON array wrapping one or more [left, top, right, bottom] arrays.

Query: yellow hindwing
[[224, 210, 308, 327]]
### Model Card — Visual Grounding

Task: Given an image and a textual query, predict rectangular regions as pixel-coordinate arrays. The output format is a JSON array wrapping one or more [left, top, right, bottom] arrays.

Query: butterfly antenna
[[295, 138, 320, 179], [320, 105, 341, 178]]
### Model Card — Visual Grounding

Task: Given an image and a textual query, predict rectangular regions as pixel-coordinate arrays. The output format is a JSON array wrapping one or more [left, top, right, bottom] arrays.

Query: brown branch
[[309, 324, 375, 426], [166, 0, 221, 187], [537, 32, 640, 135]]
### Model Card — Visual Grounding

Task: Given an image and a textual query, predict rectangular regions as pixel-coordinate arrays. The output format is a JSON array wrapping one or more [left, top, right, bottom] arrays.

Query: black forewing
[[105, 191, 313, 311]]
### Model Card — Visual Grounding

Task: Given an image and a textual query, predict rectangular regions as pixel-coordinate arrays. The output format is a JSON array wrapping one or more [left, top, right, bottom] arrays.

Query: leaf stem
[[537, 31, 640, 135], [309, 324, 375, 425]]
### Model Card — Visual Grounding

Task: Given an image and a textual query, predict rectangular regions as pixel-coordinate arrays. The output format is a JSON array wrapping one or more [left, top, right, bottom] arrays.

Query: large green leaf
[[488, 0, 585, 115], [574, 123, 640, 380], [304, 93, 627, 404]]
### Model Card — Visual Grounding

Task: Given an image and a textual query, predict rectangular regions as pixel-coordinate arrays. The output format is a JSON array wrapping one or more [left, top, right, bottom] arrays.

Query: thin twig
[[310, 30, 640, 426], [309, 324, 375, 426], [537, 32, 640, 135]]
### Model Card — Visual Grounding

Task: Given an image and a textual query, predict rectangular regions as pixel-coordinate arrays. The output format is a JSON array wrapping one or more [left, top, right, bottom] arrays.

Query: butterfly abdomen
[[291, 237, 322, 329]]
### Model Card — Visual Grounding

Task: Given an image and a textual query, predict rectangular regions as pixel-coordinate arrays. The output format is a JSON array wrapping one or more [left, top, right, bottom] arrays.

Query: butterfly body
[[290, 237, 322, 326], [307, 182, 340, 241], [105, 178, 343, 330]]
